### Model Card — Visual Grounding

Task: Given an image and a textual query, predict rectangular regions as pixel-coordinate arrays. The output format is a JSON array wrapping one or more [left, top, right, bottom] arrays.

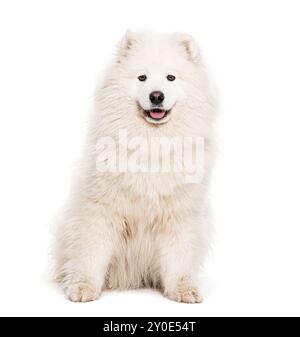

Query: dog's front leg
[[54, 200, 114, 302], [159, 221, 204, 303]]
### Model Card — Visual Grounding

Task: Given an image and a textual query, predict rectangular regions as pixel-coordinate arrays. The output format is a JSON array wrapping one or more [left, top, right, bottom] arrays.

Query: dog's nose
[[149, 91, 164, 105]]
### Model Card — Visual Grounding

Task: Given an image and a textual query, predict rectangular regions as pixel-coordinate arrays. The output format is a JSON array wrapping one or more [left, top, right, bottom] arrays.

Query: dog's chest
[[104, 174, 198, 289], [106, 213, 161, 289]]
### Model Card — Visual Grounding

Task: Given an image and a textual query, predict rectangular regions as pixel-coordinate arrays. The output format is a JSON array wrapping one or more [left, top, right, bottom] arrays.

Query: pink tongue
[[149, 110, 166, 119]]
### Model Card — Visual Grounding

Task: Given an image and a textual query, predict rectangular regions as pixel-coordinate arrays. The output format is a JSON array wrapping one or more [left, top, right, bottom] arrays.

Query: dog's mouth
[[138, 105, 171, 124], [146, 108, 169, 120]]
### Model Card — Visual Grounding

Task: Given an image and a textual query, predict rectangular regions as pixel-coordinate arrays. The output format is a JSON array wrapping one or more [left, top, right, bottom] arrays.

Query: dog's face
[[134, 68, 182, 125], [116, 31, 201, 125]]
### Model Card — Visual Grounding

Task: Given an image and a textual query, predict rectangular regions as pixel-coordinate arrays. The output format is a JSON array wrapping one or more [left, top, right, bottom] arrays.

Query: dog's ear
[[174, 33, 201, 64], [117, 30, 138, 61]]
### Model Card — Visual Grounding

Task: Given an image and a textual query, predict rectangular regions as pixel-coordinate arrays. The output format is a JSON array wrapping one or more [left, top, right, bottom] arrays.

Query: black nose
[[149, 91, 164, 105]]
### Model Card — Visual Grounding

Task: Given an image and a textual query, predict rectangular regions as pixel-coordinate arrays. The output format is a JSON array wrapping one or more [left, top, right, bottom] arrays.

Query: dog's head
[[114, 31, 203, 125]]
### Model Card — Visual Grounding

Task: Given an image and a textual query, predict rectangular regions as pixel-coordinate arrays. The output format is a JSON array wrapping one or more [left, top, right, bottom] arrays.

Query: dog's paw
[[164, 279, 203, 304], [66, 282, 100, 302]]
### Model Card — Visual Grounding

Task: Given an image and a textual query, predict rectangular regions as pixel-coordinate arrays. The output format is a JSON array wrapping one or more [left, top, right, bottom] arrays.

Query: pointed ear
[[117, 30, 138, 61], [174, 33, 201, 64]]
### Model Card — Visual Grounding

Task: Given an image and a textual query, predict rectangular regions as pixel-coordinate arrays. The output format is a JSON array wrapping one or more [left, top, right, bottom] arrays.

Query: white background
[[0, 0, 300, 317]]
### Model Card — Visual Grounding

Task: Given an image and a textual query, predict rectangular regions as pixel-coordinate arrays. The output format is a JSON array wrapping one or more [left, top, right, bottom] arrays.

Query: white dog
[[53, 31, 216, 303]]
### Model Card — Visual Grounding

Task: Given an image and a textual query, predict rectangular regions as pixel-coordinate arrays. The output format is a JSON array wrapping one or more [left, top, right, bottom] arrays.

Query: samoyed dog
[[53, 31, 216, 303]]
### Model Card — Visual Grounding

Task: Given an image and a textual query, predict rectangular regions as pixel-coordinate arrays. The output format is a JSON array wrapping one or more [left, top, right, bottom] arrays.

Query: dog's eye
[[138, 75, 147, 82], [167, 74, 176, 81]]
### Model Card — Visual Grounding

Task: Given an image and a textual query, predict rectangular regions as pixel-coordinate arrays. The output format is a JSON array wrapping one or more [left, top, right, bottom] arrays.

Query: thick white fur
[[53, 31, 216, 303]]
